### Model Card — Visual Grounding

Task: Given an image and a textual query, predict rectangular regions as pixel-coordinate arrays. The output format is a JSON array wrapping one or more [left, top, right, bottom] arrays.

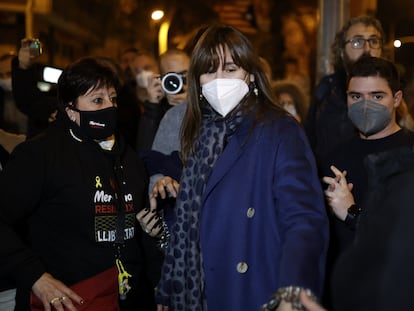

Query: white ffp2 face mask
[[136, 70, 154, 88], [202, 78, 249, 116]]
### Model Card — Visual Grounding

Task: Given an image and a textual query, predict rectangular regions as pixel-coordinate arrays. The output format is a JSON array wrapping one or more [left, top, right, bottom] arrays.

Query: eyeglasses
[[345, 37, 382, 49]]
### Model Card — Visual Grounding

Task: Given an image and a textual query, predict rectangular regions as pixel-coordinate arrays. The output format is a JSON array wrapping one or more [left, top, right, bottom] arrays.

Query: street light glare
[[394, 40, 402, 48], [151, 10, 164, 21]]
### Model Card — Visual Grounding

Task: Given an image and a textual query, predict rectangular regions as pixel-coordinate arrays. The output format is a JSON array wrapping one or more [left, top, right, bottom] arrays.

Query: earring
[[250, 81, 258, 97], [199, 92, 203, 101]]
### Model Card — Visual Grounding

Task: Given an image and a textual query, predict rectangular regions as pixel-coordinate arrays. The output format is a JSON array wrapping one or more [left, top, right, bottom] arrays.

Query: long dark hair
[[181, 24, 283, 161]]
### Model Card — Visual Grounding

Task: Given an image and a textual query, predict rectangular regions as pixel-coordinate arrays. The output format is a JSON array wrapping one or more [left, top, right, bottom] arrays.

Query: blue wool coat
[[199, 114, 329, 311]]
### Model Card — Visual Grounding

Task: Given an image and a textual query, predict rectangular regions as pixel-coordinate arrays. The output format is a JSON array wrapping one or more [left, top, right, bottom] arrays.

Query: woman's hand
[[300, 290, 327, 311], [32, 273, 84, 311], [18, 40, 33, 69], [136, 207, 162, 237], [275, 300, 294, 311], [322, 165, 355, 221], [137, 176, 179, 237], [165, 91, 187, 106], [151, 176, 180, 200], [157, 304, 169, 311]]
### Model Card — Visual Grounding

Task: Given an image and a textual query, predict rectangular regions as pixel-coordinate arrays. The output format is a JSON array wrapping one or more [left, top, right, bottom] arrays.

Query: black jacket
[[332, 145, 414, 310], [305, 70, 359, 166], [0, 112, 155, 309], [136, 99, 171, 153]]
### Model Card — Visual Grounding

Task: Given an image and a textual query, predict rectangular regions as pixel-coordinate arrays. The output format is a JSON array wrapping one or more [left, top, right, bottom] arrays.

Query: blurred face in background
[[120, 50, 137, 73], [133, 53, 159, 102], [279, 92, 301, 123], [133, 54, 159, 77]]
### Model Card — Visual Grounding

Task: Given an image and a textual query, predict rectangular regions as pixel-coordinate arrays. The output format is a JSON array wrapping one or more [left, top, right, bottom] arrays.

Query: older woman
[[153, 25, 329, 311], [0, 57, 155, 310]]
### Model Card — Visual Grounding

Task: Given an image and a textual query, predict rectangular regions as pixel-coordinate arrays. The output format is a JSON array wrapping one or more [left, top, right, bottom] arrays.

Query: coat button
[[246, 207, 255, 218], [236, 262, 248, 273]]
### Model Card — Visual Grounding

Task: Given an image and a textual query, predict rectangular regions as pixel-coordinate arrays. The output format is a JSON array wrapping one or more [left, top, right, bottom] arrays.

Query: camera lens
[[161, 72, 183, 95]]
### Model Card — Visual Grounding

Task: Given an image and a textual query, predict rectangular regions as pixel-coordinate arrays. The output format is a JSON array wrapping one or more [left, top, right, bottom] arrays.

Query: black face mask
[[70, 106, 117, 140]]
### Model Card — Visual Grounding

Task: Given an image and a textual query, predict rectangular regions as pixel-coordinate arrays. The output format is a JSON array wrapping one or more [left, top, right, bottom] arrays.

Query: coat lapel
[[203, 116, 258, 200]]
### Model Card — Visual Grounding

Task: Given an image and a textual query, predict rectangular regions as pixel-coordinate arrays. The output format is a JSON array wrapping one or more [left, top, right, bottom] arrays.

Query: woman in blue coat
[[152, 25, 329, 311]]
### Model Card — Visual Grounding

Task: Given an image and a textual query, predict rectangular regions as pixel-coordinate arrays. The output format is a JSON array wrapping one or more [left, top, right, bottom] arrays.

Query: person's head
[[332, 16, 384, 73], [272, 80, 307, 123], [132, 51, 159, 87], [58, 57, 120, 141], [0, 53, 14, 92], [347, 56, 402, 139], [120, 47, 138, 72], [131, 51, 159, 102], [182, 24, 279, 160], [159, 49, 191, 106]]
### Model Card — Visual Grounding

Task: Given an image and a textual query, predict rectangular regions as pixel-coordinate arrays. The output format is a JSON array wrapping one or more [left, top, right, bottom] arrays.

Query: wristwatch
[[344, 204, 361, 228]]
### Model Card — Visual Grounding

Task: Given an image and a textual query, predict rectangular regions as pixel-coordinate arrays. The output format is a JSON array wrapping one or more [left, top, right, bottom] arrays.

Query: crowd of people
[[0, 14, 413, 311]]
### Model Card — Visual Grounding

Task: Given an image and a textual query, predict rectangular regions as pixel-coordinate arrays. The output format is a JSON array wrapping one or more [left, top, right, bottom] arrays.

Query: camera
[[161, 71, 186, 95]]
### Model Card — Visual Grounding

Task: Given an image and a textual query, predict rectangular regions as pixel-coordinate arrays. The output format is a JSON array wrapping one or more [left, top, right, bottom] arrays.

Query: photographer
[[139, 49, 190, 178], [136, 49, 190, 287], [12, 38, 58, 139], [136, 49, 189, 152]]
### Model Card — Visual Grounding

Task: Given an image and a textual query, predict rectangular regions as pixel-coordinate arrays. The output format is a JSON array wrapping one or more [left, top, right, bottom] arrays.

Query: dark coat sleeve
[[332, 149, 414, 311], [0, 139, 47, 290], [140, 150, 182, 180], [136, 99, 170, 152]]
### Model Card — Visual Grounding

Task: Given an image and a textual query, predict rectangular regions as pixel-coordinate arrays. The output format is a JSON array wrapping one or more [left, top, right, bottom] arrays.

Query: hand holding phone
[[21, 38, 43, 58]]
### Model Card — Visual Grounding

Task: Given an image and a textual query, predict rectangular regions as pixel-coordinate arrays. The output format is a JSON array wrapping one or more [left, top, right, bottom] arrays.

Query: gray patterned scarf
[[155, 101, 244, 310]]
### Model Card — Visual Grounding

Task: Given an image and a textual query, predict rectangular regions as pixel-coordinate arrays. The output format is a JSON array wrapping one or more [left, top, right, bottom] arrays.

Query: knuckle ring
[[59, 296, 66, 302], [50, 297, 60, 305]]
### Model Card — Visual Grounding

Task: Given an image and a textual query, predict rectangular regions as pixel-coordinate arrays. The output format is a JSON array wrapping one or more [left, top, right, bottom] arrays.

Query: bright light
[[394, 39, 402, 48], [43, 66, 63, 84], [158, 21, 170, 55], [151, 10, 164, 21]]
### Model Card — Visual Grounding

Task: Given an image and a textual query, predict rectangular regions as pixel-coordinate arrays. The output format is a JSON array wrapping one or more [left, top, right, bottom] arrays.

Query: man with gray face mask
[[319, 55, 414, 308], [305, 15, 384, 165]]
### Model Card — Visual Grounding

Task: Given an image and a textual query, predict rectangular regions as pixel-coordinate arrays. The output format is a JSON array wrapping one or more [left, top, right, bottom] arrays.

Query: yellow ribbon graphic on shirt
[[95, 176, 102, 188]]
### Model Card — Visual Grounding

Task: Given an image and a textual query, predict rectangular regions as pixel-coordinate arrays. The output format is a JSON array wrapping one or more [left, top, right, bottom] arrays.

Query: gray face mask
[[348, 99, 391, 136]]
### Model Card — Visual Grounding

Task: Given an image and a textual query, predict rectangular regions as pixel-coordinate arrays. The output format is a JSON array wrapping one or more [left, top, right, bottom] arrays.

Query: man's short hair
[[347, 56, 400, 94]]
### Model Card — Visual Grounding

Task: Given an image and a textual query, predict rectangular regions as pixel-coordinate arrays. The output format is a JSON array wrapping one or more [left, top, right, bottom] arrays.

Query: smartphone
[[21, 38, 43, 57]]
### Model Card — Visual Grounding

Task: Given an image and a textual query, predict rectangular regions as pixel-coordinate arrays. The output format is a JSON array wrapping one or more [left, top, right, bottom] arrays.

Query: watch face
[[348, 204, 361, 217]]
